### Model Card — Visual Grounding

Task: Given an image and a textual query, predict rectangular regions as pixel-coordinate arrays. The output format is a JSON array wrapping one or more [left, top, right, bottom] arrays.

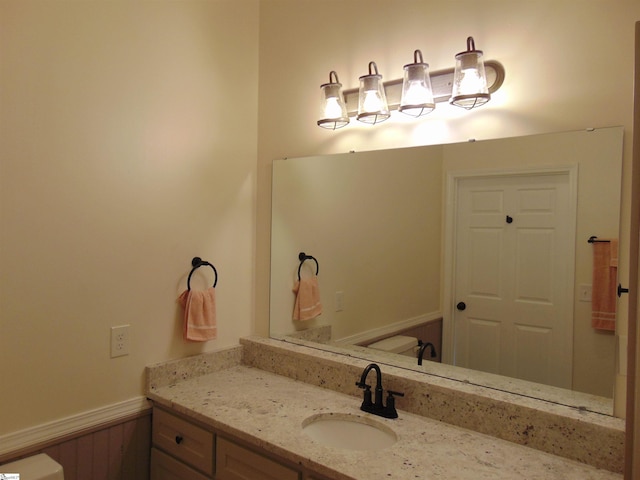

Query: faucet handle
[[357, 383, 373, 410], [383, 390, 404, 419]]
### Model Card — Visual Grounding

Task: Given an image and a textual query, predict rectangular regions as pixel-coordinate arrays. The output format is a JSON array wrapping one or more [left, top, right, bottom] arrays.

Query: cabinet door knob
[[456, 301, 466, 311], [175, 435, 183, 445]]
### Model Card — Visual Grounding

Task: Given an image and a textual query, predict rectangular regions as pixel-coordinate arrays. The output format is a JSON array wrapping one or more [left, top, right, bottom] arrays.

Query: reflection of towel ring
[[188, 257, 218, 290], [297, 252, 319, 281]]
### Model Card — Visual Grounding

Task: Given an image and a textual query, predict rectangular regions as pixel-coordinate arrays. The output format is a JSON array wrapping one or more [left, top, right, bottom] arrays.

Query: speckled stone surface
[[148, 365, 621, 480], [324, 339, 614, 416], [280, 324, 332, 343], [146, 345, 242, 391], [240, 336, 625, 473]]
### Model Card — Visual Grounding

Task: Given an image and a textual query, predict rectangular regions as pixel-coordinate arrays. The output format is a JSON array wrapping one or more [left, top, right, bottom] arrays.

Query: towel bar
[[587, 236, 610, 243], [298, 252, 319, 280], [188, 257, 218, 290]]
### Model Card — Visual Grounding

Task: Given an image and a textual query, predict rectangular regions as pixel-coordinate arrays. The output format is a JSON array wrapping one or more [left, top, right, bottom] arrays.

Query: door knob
[[456, 302, 466, 311]]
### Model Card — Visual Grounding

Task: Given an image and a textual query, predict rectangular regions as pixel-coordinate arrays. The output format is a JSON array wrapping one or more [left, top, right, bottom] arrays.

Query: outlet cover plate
[[110, 325, 130, 358]]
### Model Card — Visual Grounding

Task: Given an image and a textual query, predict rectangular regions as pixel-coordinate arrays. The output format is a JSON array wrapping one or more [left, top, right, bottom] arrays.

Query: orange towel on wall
[[591, 239, 618, 331], [177, 287, 217, 341], [292, 276, 322, 321]]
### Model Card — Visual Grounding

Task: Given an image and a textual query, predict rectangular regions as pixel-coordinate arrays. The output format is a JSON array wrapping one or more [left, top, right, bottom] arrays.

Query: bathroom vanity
[[146, 337, 624, 480], [151, 406, 317, 480]]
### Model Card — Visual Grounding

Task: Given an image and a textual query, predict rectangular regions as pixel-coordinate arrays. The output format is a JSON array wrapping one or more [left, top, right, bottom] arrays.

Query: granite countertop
[[148, 365, 621, 480]]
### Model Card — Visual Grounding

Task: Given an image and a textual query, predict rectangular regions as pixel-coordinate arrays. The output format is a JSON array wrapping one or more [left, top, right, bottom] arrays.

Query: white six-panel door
[[453, 171, 575, 388]]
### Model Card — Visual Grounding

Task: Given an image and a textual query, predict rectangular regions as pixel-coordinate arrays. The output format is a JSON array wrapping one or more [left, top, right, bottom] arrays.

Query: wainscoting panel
[[1, 412, 151, 480]]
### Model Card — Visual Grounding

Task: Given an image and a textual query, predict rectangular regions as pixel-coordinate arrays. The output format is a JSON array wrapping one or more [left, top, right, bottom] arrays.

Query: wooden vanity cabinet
[[151, 406, 332, 480], [151, 448, 211, 480], [216, 437, 298, 480], [151, 407, 214, 479]]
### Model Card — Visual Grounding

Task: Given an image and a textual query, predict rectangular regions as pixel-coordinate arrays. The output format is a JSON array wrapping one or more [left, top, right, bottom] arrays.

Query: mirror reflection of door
[[452, 171, 576, 389]]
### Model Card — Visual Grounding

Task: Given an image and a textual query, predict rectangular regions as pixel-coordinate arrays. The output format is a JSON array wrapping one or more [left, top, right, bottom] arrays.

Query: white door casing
[[443, 166, 577, 389]]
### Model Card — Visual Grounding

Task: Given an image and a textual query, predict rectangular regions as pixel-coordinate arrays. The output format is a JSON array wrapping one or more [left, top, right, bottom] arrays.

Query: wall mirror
[[270, 127, 624, 416]]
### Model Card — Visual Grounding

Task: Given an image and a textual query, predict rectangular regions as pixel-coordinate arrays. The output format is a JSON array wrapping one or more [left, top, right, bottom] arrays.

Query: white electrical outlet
[[110, 325, 130, 358], [579, 284, 592, 302]]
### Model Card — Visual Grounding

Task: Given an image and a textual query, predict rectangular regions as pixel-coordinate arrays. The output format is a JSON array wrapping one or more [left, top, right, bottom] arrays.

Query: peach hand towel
[[292, 276, 322, 321], [591, 239, 617, 331], [177, 287, 217, 341]]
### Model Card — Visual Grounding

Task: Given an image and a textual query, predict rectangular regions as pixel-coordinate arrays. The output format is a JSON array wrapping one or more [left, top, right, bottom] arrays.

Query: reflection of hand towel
[[177, 287, 217, 341], [292, 276, 322, 321], [591, 239, 618, 331]]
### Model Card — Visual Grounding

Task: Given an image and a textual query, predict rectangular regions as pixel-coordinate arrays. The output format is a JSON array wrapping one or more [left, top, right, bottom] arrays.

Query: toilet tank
[[367, 335, 418, 357], [0, 454, 64, 480]]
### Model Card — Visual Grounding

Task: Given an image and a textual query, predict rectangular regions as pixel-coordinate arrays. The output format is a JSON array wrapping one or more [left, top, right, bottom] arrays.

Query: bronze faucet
[[417, 341, 437, 366], [355, 363, 404, 419]]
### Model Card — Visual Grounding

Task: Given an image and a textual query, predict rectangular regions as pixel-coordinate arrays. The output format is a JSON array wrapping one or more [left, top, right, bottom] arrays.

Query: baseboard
[[334, 311, 442, 345], [0, 396, 151, 457]]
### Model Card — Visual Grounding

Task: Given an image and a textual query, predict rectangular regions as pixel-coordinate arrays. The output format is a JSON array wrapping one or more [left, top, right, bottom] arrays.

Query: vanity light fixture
[[450, 36, 490, 109], [356, 61, 390, 124], [316, 36, 505, 129], [317, 71, 350, 130], [399, 50, 435, 117]]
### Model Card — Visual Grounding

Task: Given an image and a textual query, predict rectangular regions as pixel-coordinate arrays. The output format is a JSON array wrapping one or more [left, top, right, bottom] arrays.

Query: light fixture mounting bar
[[342, 60, 504, 117]]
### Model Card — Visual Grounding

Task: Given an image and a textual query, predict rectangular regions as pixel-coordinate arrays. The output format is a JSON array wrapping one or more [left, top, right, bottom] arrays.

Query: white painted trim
[[334, 311, 442, 345], [0, 396, 151, 456]]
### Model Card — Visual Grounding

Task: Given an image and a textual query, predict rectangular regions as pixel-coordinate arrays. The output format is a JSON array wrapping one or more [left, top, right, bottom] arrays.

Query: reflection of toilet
[[1, 453, 64, 480], [367, 335, 418, 358]]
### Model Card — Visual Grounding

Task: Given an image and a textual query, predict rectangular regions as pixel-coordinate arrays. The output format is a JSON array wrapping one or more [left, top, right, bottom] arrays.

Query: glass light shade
[[450, 37, 491, 109], [356, 62, 390, 125], [317, 71, 349, 130], [399, 50, 435, 117]]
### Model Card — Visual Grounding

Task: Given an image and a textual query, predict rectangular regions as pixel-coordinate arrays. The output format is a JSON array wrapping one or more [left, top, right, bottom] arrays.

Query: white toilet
[[367, 335, 418, 358], [0, 453, 64, 480]]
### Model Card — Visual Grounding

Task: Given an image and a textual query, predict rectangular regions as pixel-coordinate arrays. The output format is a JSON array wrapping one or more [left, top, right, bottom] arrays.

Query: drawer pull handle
[[175, 435, 184, 445]]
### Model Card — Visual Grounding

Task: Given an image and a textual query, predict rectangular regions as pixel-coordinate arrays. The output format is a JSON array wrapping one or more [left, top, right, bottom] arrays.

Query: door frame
[[442, 165, 579, 367]]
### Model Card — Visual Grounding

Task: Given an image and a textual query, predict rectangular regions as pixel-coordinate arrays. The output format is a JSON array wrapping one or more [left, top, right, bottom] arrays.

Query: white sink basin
[[302, 413, 397, 450]]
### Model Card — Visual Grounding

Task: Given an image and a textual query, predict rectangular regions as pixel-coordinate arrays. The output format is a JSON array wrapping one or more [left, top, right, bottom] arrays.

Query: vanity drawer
[[151, 447, 210, 480], [216, 437, 300, 480], [152, 408, 214, 475]]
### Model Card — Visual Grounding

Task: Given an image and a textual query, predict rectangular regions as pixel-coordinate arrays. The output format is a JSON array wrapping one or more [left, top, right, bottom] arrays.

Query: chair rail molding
[[0, 396, 151, 457]]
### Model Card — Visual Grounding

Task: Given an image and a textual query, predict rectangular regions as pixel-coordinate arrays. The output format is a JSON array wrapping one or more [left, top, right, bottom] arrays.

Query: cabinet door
[[151, 448, 210, 480], [216, 437, 299, 480], [152, 408, 214, 475]]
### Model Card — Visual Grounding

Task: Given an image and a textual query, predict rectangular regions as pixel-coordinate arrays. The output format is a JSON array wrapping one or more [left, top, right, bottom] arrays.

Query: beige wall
[[256, 0, 640, 338], [0, 0, 259, 436], [256, 0, 640, 410], [1, 0, 639, 458], [270, 147, 442, 341]]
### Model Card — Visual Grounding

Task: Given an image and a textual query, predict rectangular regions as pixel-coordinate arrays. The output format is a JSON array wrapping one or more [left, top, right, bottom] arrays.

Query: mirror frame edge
[[624, 19, 640, 480]]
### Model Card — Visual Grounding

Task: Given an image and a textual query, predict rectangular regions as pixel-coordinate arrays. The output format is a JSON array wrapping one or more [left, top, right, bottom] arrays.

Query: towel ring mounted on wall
[[297, 252, 319, 281], [188, 257, 218, 290]]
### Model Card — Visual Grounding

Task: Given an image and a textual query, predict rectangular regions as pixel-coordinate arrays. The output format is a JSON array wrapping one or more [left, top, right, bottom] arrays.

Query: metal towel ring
[[297, 252, 319, 281], [187, 257, 218, 290]]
